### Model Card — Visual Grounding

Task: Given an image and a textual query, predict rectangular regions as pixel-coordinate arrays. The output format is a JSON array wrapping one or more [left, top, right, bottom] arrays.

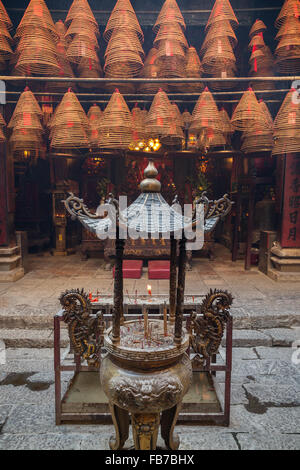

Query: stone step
[[0, 329, 69, 349], [0, 327, 298, 349]]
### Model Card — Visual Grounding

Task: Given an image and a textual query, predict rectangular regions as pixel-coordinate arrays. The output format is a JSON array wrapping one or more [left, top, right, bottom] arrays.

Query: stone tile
[[260, 328, 300, 347], [177, 429, 238, 450], [243, 382, 300, 407], [255, 347, 295, 361], [237, 432, 300, 450], [0, 433, 82, 450], [228, 330, 272, 347]]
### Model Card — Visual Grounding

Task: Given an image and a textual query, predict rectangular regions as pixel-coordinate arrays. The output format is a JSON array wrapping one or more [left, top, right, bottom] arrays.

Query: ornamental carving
[[190, 289, 233, 358], [59, 288, 105, 368]]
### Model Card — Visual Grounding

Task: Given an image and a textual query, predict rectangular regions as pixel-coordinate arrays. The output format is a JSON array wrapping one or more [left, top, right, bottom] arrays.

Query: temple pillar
[[269, 153, 300, 281], [0, 106, 24, 282]]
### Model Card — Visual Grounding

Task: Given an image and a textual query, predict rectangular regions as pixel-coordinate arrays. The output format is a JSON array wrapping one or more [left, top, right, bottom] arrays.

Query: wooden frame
[[54, 298, 232, 427]]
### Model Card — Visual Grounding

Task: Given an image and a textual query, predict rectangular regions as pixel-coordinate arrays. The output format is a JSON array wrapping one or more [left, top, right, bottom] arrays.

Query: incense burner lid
[[104, 320, 190, 369]]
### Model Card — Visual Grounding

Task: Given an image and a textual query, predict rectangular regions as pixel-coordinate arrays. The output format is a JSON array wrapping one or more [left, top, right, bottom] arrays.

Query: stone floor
[[0, 244, 300, 335], [0, 347, 299, 450]]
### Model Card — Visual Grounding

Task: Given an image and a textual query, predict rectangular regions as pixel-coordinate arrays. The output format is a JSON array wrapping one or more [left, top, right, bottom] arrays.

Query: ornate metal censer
[[64, 160, 233, 450]]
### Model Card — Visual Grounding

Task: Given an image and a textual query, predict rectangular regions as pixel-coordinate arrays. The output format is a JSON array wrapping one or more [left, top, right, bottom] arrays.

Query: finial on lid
[[139, 160, 161, 193]]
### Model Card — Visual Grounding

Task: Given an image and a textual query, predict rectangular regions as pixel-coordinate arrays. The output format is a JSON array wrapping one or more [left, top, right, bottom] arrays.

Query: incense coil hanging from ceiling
[[8, 88, 43, 130], [161, 102, 184, 146], [0, 1, 13, 30], [77, 56, 103, 89], [241, 101, 274, 154], [14, 27, 61, 76], [145, 88, 174, 137], [15, 0, 59, 41], [153, 0, 186, 33], [274, 0, 300, 29], [88, 104, 102, 149], [155, 39, 186, 91], [249, 19, 267, 38], [131, 105, 147, 143], [138, 48, 168, 94], [0, 32, 13, 61], [65, 18, 100, 43], [190, 88, 223, 134], [153, 22, 188, 50], [103, 0, 144, 43], [98, 89, 134, 149], [65, 0, 99, 27], [201, 20, 237, 53], [182, 110, 192, 128], [272, 89, 300, 155], [274, 16, 300, 74], [205, 0, 239, 31], [50, 89, 91, 150], [219, 108, 234, 141], [104, 29, 144, 94], [183, 47, 204, 93], [231, 88, 270, 132], [66, 33, 99, 64]]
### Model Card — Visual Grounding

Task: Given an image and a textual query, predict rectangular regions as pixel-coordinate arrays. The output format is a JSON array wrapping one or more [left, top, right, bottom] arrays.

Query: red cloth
[[113, 260, 143, 279], [148, 260, 170, 279]]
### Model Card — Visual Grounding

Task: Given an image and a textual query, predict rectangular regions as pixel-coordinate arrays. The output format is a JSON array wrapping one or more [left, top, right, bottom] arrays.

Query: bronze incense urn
[[64, 160, 233, 450]]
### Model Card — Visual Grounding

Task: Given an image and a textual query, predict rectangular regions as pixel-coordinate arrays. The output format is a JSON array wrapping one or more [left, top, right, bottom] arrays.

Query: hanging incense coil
[[65, 18, 100, 42], [190, 88, 223, 134], [131, 105, 146, 143], [204, 129, 227, 150], [8, 88, 43, 129], [138, 48, 168, 93], [274, 89, 300, 133], [10, 128, 44, 153], [171, 103, 184, 128], [15, 0, 58, 41], [0, 1, 13, 30], [276, 16, 300, 40], [275, 0, 300, 29], [182, 110, 192, 128], [50, 90, 91, 150], [65, 0, 98, 27], [12, 113, 44, 132], [231, 88, 269, 132], [55, 20, 67, 39], [183, 47, 204, 93], [104, 0, 144, 43], [145, 88, 174, 137], [161, 102, 184, 146], [249, 19, 267, 38], [248, 34, 266, 51], [49, 89, 89, 130], [88, 104, 102, 149], [219, 108, 234, 136], [77, 57, 103, 89], [154, 22, 188, 50], [0, 33, 13, 60], [47, 40, 75, 92], [156, 39, 186, 91], [15, 27, 60, 76], [209, 66, 237, 91], [0, 21, 13, 43], [202, 36, 236, 73], [241, 101, 274, 154], [153, 0, 186, 33], [205, 0, 239, 31], [201, 20, 237, 53], [249, 47, 274, 70], [67, 34, 99, 64], [275, 26, 300, 73], [104, 29, 144, 78], [98, 89, 133, 149]]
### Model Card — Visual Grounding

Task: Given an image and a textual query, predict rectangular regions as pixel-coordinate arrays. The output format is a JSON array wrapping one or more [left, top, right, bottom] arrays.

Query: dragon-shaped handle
[[190, 289, 233, 358], [59, 288, 105, 368]]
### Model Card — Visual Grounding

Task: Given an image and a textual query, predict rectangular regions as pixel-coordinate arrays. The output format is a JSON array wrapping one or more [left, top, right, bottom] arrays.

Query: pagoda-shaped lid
[[64, 160, 233, 238]]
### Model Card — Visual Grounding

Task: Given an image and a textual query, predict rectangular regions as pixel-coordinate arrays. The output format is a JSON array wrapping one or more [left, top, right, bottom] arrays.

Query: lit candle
[[163, 302, 168, 337], [147, 284, 152, 297]]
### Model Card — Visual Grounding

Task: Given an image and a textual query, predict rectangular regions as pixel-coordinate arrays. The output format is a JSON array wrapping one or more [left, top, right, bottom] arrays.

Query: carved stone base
[[0, 246, 24, 282], [269, 244, 300, 281]]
